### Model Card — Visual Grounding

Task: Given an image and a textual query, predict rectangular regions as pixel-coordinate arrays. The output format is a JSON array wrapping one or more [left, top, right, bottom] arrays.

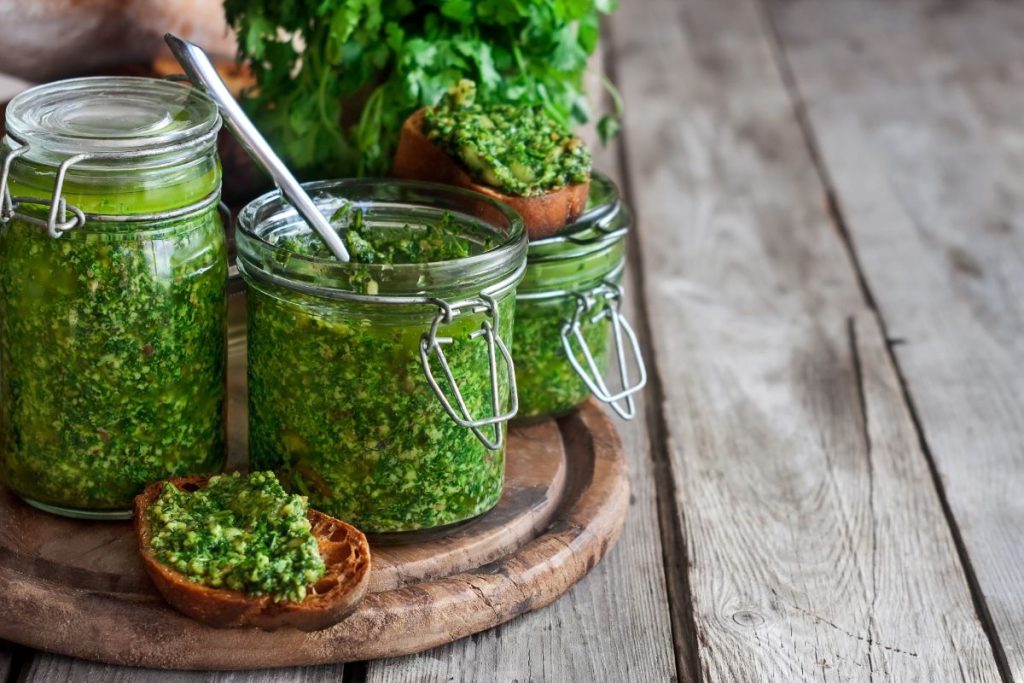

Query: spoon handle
[[164, 33, 351, 263]]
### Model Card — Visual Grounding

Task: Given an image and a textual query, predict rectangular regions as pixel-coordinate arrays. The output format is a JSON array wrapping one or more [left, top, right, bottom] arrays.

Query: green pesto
[[513, 294, 611, 421], [247, 289, 512, 533], [274, 207, 478, 263], [0, 197, 227, 511], [246, 212, 513, 533], [147, 471, 325, 603], [423, 81, 591, 198], [513, 171, 630, 420]]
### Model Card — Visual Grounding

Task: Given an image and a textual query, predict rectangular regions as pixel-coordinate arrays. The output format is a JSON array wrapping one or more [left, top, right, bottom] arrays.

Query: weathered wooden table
[[3, 0, 1024, 679]]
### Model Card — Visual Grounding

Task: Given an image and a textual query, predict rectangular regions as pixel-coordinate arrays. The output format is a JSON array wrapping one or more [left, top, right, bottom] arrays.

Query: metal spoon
[[164, 33, 351, 262]]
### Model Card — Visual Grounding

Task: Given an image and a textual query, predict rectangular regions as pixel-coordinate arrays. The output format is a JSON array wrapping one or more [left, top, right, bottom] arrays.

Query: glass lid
[[4, 77, 220, 166], [235, 179, 527, 299]]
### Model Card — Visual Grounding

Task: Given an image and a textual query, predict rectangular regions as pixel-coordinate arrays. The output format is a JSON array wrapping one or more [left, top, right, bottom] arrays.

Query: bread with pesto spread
[[133, 475, 371, 631], [392, 108, 591, 240]]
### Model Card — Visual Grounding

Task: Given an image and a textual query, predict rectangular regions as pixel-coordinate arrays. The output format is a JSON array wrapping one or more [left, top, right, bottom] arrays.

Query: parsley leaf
[[223, 0, 618, 178]]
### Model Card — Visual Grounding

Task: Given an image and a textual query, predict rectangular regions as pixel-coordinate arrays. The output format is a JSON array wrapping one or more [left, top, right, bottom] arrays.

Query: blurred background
[[0, 0, 234, 82], [0, 1, 255, 200]]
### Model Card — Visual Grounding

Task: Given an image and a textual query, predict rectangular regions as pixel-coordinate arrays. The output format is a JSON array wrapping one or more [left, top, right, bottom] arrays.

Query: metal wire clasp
[[420, 294, 519, 450], [0, 140, 87, 237], [561, 281, 648, 419]]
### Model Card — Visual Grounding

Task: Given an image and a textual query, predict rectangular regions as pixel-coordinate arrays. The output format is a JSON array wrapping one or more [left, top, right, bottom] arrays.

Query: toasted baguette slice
[[392, 109, 590, 240], [134, 476, 371, 631]]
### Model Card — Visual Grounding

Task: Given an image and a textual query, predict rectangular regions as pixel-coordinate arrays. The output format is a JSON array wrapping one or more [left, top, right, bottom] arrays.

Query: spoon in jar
[[164, 33, 351, 262]]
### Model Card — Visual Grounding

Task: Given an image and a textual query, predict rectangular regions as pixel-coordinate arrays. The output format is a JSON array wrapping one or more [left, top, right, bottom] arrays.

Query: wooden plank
[[361, 56, 679, 683], [23, 653, 341, 682], [765, 0, 1024, 676], [610, 0, 1003, 679]]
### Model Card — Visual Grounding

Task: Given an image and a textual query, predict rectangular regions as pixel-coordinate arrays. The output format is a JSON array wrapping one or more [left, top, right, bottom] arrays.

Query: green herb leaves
[[223, 0, 617, 178]]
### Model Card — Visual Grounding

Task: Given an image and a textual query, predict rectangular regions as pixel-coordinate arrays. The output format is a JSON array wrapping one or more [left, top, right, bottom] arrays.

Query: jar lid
[[5, 77, 220, 167], [236, 179, 527, 300], [527, 172, 630, 263]]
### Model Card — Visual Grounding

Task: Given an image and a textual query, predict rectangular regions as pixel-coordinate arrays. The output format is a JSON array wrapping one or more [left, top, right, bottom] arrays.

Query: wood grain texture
[[0, 402, 626, 669], [610, 0, 1002, 679], [23, 655, 341, 683], [765, 0, 1024, 676], [361, 98, 679, 683]]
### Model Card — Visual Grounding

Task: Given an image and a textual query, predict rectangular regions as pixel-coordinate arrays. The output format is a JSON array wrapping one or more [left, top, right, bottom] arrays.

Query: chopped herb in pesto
[[0, 208, 228, 511], [513, 185, 628, 420], [514, 295, 611, 421], [147, 471, 325, 603], [273, 206, 479, 263], [247, 279, 513, 534], [243, 198, 518, 534], [423, 80, 591, 197]]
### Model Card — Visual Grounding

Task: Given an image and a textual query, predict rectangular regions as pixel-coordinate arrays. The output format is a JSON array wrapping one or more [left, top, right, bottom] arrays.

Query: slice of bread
[[133, 476, 371, 631], [392, 109, 591, 240]]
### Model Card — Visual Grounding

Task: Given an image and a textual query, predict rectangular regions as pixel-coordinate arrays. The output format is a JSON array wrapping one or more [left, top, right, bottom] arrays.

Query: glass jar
[[0, 77, 228, 519], [513, 172, 647, 421], [236, 179, 526, 538]]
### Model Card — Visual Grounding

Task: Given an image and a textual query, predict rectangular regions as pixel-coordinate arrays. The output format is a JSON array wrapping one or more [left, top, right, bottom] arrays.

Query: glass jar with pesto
[[513, 172, 647, 422], [0, 77, 228, 519], [236, 179, 526, 538]]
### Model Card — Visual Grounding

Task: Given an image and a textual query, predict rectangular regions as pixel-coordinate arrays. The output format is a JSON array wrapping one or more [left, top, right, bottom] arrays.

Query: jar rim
[[4, 77, 220, 168], [236, 178, 527, 300]]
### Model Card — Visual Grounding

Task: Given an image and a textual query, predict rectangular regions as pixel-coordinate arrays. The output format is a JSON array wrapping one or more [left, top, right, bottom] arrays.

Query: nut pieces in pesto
[[135, 472, 372, 630], [146, 471, 325, 603], [0, 77, 227, 518], [513, 173, 646, 421], [423, 80, 592, 198]]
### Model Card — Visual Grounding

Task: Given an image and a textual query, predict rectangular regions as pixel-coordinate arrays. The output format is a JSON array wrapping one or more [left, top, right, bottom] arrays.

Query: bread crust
[[392, 109, 590, 239], [134, 476, 371, 631]]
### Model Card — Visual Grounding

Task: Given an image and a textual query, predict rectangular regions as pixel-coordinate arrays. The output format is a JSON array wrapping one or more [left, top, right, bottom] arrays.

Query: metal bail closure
[[44, 153, 89, 238], [561, 281, 648, 420], [0, 141, 87, 237], [0, 143, 27, 223], [420, 294, 519, 450]]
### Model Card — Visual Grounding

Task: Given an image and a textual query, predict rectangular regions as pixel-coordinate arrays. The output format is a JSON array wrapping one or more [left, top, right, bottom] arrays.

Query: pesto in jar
[[0, 205, 228, 511], [513, 171, 630, 421], [275, 206, 480, 264], [147, 471, 325, 603], [423, 80, 591, 197], [248, 293, 512, 533], [0, 77, 227, 517], [239, 183, 524, 536], [514, 294, 612, 421]]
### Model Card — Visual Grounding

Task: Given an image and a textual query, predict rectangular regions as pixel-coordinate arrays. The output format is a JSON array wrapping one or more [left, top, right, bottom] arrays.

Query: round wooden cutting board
[[0, 401, 627, 669]]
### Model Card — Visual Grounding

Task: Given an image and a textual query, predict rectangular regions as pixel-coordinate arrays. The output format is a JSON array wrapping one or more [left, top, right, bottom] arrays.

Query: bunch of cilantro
[[223, 0, 619, 178]]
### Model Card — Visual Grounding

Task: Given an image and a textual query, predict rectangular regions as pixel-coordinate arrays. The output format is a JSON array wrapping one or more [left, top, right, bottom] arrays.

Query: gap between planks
[[603, 16, 701, 683], [755, 1, 1014, 678], [610, 0, 1004, 679]]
